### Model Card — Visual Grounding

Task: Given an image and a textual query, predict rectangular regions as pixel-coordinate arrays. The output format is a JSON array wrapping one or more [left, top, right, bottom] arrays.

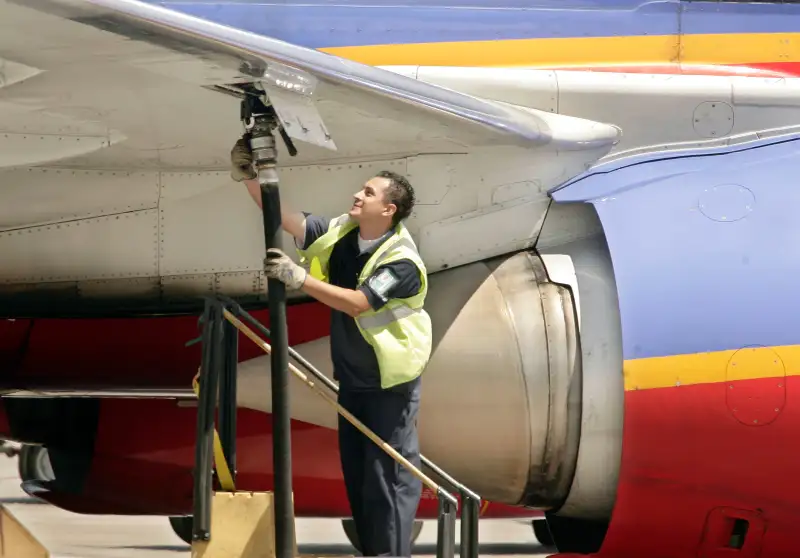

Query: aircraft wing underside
[[0, 0, 620, 169], [0, 0, 621, 309]]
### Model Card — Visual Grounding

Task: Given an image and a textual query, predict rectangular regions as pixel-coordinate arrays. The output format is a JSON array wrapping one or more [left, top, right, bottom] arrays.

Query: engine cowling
[[420, 251, 582, 509]]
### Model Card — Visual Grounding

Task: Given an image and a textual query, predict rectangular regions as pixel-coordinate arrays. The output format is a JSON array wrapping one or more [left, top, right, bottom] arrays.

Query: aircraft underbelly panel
[[557, 71, 735, 152], [412, 66, 560, 114], [418, 195, 549, 271], [0, 144, 595, 308], [0, 209, 159, 284], [0, 168, 159, 232], [401, 66, 800, 162]]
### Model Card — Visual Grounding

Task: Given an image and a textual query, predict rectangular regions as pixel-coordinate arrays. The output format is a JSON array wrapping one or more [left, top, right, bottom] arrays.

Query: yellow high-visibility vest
[[296, 214, 432, 389]]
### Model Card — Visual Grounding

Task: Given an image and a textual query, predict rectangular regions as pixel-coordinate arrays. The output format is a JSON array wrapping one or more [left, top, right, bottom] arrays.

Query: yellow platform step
[[192, 491, 296, 558], [0, 504, 50, 558]]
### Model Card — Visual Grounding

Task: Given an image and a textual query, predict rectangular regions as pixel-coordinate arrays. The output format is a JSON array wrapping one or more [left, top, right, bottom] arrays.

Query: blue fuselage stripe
[[154, 0, 800, 50], [158, 1, 676, 48]]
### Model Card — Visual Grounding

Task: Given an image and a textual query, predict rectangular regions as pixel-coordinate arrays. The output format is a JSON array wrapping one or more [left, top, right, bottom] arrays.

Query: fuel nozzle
[[240, 92, 296, 183], [248, 121, 280, 188]]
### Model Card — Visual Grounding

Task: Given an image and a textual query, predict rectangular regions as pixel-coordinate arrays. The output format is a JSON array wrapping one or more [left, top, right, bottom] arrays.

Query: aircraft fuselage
[[2, 1, 800, 556]]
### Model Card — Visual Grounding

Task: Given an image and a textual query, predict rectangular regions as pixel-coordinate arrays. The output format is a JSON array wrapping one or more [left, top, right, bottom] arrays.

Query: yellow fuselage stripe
[[624, 345, 799, 391], [320, 33, 800, 67]]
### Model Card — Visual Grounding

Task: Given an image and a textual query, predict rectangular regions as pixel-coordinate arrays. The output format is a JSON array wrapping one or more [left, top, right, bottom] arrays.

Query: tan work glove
[[264, 248, 307, 290], [230, 137, 257, 182]]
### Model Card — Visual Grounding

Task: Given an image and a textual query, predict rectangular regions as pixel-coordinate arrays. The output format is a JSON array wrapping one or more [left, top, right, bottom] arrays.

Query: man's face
[[349, 176, 396, 223]]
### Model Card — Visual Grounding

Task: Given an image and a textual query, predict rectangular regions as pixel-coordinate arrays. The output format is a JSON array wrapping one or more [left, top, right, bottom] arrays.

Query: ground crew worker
[[230, 138, 433, 557]]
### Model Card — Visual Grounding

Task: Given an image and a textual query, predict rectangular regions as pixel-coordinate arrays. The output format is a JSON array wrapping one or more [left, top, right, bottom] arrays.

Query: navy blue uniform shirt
[[301, 214, 422, 393]]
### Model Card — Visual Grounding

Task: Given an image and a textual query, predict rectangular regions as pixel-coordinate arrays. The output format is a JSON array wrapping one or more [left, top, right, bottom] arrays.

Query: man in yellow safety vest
[[231, 138, 432, 557]]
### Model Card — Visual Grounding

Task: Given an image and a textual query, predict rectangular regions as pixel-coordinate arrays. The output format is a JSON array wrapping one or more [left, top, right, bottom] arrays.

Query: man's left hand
[[230, 138, 256, 182], [264, 248, 307, 290]]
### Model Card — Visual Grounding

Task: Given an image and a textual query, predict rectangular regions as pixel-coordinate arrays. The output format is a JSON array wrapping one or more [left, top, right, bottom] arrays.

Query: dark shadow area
[[109, 544, 188, 552], [107, 541, 547, 556], [0, 497, 47, 505], [472, 543, 548, 555], [298, 542, 547, 556], [298, 543, 354, 555]]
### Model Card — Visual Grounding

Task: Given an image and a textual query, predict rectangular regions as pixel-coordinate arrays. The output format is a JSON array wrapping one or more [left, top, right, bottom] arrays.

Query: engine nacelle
[[420, 251, 582, 509]]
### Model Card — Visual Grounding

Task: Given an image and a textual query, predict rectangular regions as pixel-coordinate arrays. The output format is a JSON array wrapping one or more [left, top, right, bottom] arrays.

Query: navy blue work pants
[[338, 383, 422, 557]]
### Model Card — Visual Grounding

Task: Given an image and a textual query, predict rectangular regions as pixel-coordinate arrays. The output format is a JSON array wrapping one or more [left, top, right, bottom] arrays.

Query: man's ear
[[384, 203, 397, 218]]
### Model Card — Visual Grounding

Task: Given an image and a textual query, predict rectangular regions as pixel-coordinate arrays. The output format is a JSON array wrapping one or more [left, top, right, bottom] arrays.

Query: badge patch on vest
[[368, 268, 400, 301]]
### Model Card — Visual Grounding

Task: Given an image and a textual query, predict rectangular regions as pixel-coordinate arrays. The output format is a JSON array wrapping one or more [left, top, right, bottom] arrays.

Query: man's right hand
[[230, 137, 257, 182]]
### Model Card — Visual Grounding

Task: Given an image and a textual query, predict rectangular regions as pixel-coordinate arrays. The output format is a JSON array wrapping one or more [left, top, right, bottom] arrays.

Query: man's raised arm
[[230, 137, 306, 243], [241, 178, 306, 242]]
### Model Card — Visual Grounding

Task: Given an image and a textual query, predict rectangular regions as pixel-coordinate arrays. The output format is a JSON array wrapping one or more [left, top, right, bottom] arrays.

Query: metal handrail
[[192, 295, 481, 558], [224, 299, 482, 493], [224, 308, 456, 499], [221, 298, 483, 557]]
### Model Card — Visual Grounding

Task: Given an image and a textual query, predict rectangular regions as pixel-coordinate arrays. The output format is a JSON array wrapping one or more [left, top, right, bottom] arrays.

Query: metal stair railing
[[191, 295, 481, 558]]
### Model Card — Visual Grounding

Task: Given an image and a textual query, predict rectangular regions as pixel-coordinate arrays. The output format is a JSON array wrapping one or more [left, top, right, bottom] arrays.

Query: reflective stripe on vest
[[356, 304, 422, 330], [354, 227, 431, 388], [372, 237, 416, 265]]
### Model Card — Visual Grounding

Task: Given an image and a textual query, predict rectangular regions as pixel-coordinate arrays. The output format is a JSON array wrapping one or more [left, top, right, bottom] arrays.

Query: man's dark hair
[[377, 170, 415, 226]]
